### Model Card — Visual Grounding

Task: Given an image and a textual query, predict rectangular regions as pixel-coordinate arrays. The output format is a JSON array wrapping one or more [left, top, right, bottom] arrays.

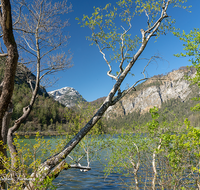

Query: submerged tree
[[0, 0, 190, 189]]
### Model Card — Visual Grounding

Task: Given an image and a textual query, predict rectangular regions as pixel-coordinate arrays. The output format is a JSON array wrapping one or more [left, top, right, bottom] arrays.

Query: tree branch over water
[[28, 0, 189, 187]]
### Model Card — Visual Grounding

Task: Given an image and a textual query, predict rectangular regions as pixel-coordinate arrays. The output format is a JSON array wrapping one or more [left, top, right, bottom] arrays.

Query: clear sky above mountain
[[47, 0, 200, 102]]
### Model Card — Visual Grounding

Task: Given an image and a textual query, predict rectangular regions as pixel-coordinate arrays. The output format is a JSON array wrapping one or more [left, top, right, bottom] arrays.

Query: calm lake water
[[19, 135, 199, 189], [19, 135, 134, 190], [53, 158, 132, 190]]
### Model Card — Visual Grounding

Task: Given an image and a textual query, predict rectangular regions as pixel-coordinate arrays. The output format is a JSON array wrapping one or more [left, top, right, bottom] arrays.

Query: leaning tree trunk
[[25, 2, 170, 186]]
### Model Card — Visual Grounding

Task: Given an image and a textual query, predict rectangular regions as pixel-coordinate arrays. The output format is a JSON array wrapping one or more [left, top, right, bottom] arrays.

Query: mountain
[[105, 66, 197, 119], [102, 66, 200, 130], [48, 87, 87, 107], [15, 62, 48, 96], [47, 66, 200, 126], [0, 58, 77, 134], [0, 58, 48, 97], [7, 59, 199, 133]]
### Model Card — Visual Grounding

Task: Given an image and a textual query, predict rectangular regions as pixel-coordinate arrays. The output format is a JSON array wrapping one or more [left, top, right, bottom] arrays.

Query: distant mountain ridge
[[105, 66, 198, 119], [48, 87, 86, 107], [47, 66, 200, 129], [48, 67, 198, 113]]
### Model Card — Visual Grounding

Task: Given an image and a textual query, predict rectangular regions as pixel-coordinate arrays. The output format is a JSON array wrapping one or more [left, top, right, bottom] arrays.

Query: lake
[[17, 135, 134, 189], [17, 134, 199, 190], [53, 159, 133, 190]]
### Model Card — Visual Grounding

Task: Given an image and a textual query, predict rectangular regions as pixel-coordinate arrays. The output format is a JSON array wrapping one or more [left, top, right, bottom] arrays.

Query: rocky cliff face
[[48, 87, 86, 107], [105, 67, 197, 118]]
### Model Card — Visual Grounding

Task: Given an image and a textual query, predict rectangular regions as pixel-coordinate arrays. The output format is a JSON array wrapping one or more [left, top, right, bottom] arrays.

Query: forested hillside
[[0, 58, 75, 133]]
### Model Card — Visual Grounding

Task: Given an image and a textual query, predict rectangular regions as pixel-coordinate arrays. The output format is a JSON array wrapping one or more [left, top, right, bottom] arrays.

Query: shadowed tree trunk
[[0, 0, 19, 188]]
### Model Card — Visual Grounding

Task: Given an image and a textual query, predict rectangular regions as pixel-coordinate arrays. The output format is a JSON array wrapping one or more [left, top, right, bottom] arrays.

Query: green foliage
[[105, 107, 200, 189], [76, 1, 140, 65], [148, 107, 159, 134], [174, 28, 200, 67], [76, 0, 188, 78], [174, 28, 200, 112], [103, 94, 200, 132], [0, 132, 56, 189]]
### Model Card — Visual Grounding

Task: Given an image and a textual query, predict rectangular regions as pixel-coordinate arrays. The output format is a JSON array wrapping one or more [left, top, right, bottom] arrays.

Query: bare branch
[[13, 5, 22, 26], [14, 28, 34, 34], [117, 19, 132, 78], [95, 41, 117, 80], [22, 36, 37, 52], [18, 44, 37, 57], [111, 77, 147, 106], [144, 10, 150, 28], [145, 0, 170, 39], [70, 163, 91, 172], [40, 42, 62, 59], [27, 79, 34, 92], [0, 53, 7, 57]]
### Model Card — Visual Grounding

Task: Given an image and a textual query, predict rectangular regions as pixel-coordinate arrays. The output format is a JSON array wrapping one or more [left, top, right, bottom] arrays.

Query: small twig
[[13, 5, 22, 26], [111, 77, 148, 105], [117, 19, 132, 79], [145, 0, 169, 37], [141, 55, 163, 78], [144, 10, 150, 28], [22, 36, 37, 52]]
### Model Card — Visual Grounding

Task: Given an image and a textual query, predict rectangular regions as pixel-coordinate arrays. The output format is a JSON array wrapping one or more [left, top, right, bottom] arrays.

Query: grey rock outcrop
[[105, 67, 197, 118]]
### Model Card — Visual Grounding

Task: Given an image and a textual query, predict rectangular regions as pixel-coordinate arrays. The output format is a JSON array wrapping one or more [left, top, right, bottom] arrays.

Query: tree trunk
[[0, 0, 18, 121], [0, 1, 19, 187]]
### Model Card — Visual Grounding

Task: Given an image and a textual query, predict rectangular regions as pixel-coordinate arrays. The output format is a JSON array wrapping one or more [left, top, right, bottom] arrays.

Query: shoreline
[[15, 131, 68, 136]]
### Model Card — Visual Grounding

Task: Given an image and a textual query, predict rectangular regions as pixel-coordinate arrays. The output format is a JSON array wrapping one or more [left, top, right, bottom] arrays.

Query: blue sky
[[47, 0, 200, 102]]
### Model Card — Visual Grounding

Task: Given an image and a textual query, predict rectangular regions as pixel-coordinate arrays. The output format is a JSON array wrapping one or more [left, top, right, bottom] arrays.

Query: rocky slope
[[0, 58, 48, 96], [105, 67, 198, 119], [48, 87, 86, 107], [15, 62, 48, 96]]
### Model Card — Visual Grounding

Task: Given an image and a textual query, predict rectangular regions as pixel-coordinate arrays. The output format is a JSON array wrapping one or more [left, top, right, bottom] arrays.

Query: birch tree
[[0, 0, 190, 189], [27, 0, 188, 187]]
